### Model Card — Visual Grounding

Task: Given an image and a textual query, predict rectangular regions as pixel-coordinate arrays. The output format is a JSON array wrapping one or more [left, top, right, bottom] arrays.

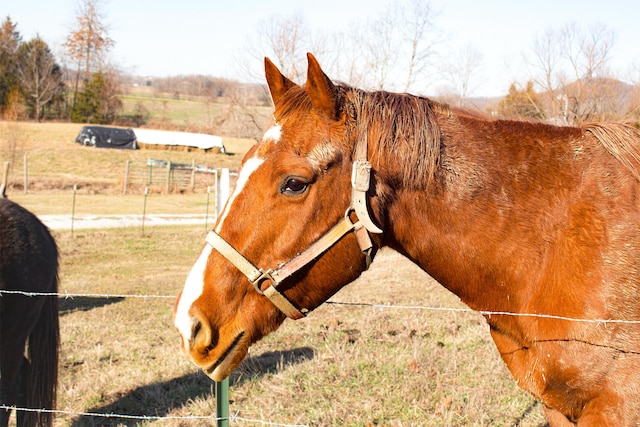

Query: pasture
[[1, 121, 546, 426]]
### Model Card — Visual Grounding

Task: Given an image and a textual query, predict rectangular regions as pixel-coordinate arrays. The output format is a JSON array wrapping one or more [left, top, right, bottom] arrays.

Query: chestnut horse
[[174, 53, 640, 425], [0, 199, 59, 427]]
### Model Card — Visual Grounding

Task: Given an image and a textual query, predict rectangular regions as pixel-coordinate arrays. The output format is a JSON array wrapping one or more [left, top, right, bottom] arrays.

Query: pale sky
[[4, 0, 640, 97]]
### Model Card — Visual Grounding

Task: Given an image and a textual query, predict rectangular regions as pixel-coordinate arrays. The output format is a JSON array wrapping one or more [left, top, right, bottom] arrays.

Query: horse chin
[[203, 330, 251, 382]]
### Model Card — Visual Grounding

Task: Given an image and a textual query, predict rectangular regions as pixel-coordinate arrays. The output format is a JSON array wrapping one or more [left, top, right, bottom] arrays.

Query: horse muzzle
[[178, 308, 250, 382]]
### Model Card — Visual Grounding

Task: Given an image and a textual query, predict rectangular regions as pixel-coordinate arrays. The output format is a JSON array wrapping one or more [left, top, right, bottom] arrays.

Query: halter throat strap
[[205, 213, 373, 320]]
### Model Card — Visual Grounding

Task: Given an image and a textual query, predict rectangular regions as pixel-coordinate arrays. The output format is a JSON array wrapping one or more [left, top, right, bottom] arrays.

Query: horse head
[[174, 53, 383, 381]]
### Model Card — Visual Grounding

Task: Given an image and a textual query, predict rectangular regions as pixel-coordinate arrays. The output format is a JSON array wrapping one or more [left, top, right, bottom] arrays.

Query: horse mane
[[584, 123, 640, 181], [345, 88, 445, 189], [276, 82, 640, 190], [273, 84, 446, 189]]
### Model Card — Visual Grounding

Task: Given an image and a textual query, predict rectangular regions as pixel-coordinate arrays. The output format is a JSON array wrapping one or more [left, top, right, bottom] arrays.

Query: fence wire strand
[[0, 405, 310, 426], [3, 288, 640, 324]]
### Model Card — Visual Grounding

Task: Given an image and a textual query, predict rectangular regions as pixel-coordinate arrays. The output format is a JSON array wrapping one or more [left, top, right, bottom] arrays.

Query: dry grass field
[[1, 121, 547, 426]]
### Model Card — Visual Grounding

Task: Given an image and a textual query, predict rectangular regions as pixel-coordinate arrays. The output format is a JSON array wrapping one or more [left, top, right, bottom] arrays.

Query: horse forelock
[[271, 84, 346, 165], [273, 84, 313, 124]]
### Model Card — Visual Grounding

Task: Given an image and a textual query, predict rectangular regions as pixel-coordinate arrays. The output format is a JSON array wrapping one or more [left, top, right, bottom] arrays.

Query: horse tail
[[23, 273, 59, 427]]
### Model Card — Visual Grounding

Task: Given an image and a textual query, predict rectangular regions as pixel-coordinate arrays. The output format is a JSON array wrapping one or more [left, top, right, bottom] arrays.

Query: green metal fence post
[[215, 168, 231, 427]]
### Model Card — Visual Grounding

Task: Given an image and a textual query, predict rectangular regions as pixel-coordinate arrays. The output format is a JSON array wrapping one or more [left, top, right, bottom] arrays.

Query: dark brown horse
[[174, 53, 640, 425], [0, 199, 59, 427]]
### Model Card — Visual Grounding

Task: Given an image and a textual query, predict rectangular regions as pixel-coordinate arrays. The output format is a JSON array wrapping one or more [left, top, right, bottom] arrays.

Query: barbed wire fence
[[6, 168, 640, 425], [1, 287, 640, 425]]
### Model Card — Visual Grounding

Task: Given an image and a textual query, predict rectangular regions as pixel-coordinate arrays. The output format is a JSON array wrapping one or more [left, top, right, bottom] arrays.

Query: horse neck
[[379, 113, 582, 313]]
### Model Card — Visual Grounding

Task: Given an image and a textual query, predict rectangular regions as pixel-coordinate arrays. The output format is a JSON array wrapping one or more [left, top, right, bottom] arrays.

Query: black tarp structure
[[75, 126, 138, 149]]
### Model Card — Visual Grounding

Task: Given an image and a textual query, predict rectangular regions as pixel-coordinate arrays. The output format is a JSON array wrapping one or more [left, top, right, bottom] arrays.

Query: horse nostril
[[190, 309, 217, 354], [191, 320, 202, 344]]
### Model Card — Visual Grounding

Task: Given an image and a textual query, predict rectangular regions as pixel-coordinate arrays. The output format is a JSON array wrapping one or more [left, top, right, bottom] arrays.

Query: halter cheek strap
[[205, 212, 374, 320]]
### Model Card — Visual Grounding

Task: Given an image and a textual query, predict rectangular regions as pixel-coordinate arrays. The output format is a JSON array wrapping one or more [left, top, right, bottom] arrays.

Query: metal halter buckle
[[351, 159, 372, 192]]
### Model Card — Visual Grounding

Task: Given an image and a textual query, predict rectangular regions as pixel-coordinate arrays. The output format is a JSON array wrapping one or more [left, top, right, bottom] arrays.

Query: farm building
[[133, 129, 225, 153], [74, 126, 138, 149], [74, 126, 225, 153]]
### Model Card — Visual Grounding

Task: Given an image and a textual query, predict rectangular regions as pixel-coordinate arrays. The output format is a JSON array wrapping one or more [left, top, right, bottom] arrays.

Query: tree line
[[0, 2, 119, 124], [0, 0, 268, 131], [1, 0, 639, 129], [242, 3, 640, 125], [0, 17, 65, 121]]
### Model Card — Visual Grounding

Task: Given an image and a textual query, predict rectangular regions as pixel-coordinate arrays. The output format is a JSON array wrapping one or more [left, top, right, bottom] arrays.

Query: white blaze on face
[[174, 243, 212, 342], [174, 131, 276, 343], [215, 124, 279, 231], [215, 156, 264, 231], [263, 124, 281, 144]]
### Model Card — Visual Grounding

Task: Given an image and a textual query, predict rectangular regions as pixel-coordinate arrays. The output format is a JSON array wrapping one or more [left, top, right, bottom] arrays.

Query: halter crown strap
[[351, 160, 382, 233], [350, 125, 383, 234]]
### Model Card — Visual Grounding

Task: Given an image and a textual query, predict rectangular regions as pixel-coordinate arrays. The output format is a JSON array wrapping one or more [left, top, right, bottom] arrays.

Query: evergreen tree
[[0, 17, 21, 116], [498, 81, 545, 120], [70, 70, 121, 123]]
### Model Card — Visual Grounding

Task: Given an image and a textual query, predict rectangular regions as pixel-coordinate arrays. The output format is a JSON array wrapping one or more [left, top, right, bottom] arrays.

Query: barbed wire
[[324, 301, 640, 325], [0, 405, 310, 426], [0, 289, 175, 299], [3, 288, 640, 325]]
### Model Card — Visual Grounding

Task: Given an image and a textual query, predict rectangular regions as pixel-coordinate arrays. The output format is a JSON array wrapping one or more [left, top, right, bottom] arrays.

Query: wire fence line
[[0, 405, 310, 427], [3, 288, 640, 325], [2, 287, 640, 425]]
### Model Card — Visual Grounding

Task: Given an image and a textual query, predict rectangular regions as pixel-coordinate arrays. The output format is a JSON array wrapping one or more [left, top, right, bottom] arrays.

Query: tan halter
[[205, 139, 382, 319]]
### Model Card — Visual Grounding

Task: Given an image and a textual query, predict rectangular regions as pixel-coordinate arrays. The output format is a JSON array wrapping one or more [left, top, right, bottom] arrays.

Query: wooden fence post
[[23, 154, 28, 194], [216, 168, 230, 215], [123, 160, 130, 195], [166, 161, 172, 193], [190, 159, 196, 191]]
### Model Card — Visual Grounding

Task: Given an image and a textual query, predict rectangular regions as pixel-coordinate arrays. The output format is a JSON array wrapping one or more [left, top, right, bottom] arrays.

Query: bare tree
[[241, 1, 442, 94], [400, 0, 441, 92], [64, 0, 114, 107], [561, 22, 614, 81], [358, 4, 398, 90], [240, 13, 310, 84], [527, 27, 563, 94], [560, 23, 616, 123], [524, 22, 618, 124], [442, 45, 483, 106], [355, 0, 442, 92], [16, 36, 63, 121]]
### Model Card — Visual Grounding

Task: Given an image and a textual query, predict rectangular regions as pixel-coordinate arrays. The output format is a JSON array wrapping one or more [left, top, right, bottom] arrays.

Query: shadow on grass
[[513, 400, 548, 427], [69, 346, 316, 426], [59, 296, 125, 316]]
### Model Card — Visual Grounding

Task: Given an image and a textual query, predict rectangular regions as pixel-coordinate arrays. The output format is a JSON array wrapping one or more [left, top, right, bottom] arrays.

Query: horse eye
[[282, 178, 308, 195]]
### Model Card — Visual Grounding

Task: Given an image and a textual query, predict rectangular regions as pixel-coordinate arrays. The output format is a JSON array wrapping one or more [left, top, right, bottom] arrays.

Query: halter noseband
[[204, 139, 382, 320]]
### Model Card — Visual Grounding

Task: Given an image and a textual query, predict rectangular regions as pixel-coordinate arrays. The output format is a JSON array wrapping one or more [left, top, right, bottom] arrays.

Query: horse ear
[[305, 53, 339, 120], [265, 57, 297, 109]]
